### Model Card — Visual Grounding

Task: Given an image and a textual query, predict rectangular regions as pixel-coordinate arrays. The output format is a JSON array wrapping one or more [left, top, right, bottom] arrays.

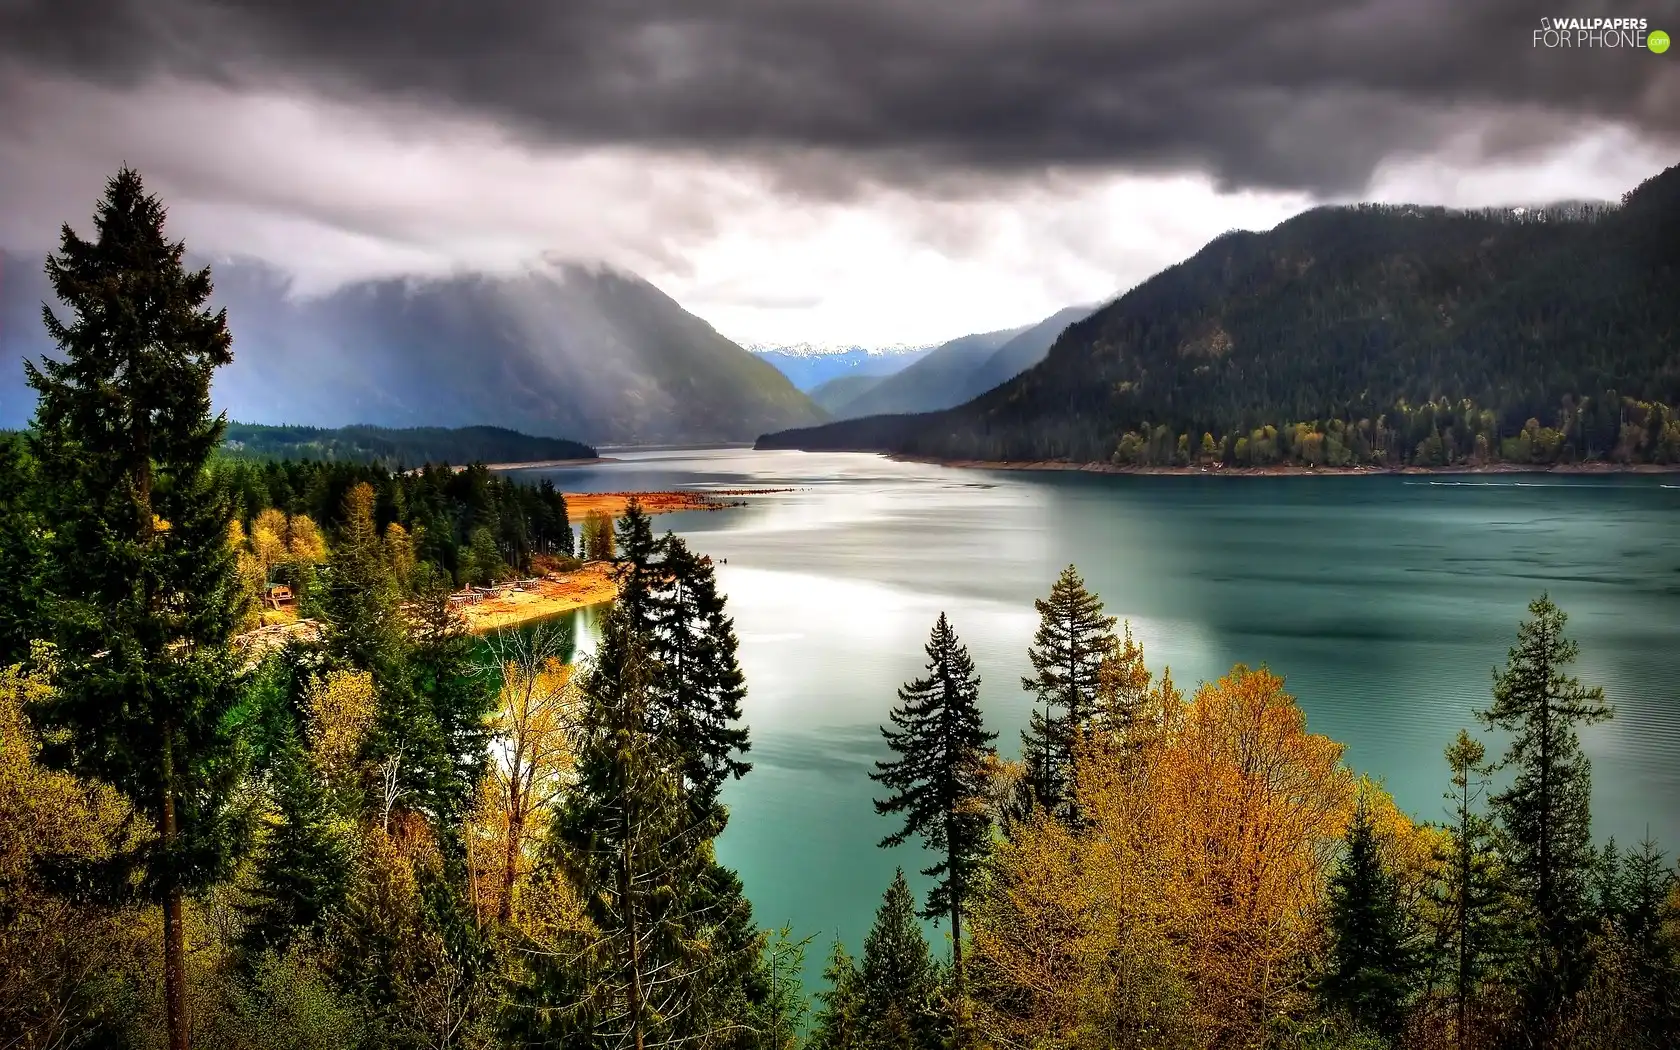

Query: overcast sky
[[2, 0, 1677, 347]]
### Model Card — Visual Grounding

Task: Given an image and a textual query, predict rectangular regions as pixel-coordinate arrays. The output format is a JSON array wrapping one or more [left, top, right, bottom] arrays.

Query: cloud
[[3, 0, 1677, 197], [1, 1, 1676, 345]]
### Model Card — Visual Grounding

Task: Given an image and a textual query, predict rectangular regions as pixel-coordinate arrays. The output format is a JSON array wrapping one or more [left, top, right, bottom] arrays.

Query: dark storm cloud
[[1, 0, 1677, 194]]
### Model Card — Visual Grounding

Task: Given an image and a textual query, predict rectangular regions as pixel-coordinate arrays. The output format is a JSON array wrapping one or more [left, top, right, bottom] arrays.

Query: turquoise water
[[499, 449, 1680, 981]]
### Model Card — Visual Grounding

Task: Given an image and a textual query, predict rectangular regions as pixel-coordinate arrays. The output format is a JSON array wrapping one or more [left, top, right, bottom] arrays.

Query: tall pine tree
[[535, 603, 713, 1050], [808, 941, 865, 1050], [857, 869, 944, 1050], [1477, 594, 1611, 1039], [1321, 792, 1418, 1041], [24, 168, 247, 1050], [1431, 729, 1508, 1050], [870, 612, 996, 1018], [1018, 565, 1116, 823]]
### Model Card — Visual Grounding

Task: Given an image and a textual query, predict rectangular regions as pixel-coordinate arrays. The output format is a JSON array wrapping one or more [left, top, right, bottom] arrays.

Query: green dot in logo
[[1651, 29, 1671, 53]]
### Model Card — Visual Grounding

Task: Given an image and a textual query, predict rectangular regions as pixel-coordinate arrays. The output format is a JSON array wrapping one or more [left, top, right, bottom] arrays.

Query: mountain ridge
[[758, 164, 1680, 467]]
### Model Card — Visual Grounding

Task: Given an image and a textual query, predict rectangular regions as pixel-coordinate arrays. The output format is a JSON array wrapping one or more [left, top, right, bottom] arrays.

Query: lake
[[498, 448, 1680, 983]]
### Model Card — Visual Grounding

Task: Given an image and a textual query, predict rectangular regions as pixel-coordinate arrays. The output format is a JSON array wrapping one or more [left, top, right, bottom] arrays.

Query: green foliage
[[0, 434, 43, 667], [1321, 794, 1418, 1040], [222, 422, 596, 468], [1478, 593, 1613, 1035], [808, 941, 865, 1050], [1427, 729, 1511, 1044], [856, 869, 945, 1050], [237, 736, 353, 962], [1018, 565, 1116, 823], [871, 611, 997, 1001]]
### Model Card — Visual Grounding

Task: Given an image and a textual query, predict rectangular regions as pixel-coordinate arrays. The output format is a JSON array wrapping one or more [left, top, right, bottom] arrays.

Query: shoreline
[[563, 488, 791, 518], [885, 454, 1680, 477], [457, 561, 619, 633]]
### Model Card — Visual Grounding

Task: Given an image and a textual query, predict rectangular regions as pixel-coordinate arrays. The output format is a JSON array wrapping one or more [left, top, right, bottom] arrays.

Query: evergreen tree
[[319, 481, 401, 675], [400, 564, 496, 846], [1322, 793, 1417, 1041], [1477, 594, 1612, 1038], [1431, 729, 1508, 1050], [870, 612, 997, 1014], [1018, 565, 1116, 822], [808, 941, 865, 1050], [238, 734, 352, 960], [536, 603, 712, 1049], [654, 536, 752, 831], [1612, 839, 1680, 1042], [23, 168, 247, 1050], [857, 869, 943, 1050], [0, 436, 42, 666]]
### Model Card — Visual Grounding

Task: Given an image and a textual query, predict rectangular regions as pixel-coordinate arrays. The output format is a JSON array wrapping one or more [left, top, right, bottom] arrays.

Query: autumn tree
[[1478, 594, 1612, 1038], [477, 624, 579, 924], [1019, 565, 1117, 822], [24, 168, 247, 1050], [871, 612, 997, 1017], [581, 509, 616, 562]]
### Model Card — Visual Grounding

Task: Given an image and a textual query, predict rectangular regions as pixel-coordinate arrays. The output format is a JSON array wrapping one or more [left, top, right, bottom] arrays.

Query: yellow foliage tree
[[469, 631, 581, 926], [304, 669, 377, 789], [973, 661, 1366, 1048], [0, 659, 151, 1048]]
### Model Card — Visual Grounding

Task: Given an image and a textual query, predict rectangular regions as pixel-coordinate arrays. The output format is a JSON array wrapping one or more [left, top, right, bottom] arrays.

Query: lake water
[[499, 448, 1680, 982]]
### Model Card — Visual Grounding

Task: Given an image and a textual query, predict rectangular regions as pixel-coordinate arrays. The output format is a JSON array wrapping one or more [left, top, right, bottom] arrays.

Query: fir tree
[[1018, 565, 1117, 822], [1431, 729, 1508, 1050], [1477, 594, 1612, 1038], [1322, 793, 1417, 1041], [654, 536, 752, 831], [0, 436, 42, 666], [319, 481, 401, 674], [808, 941, 864, 1050], [538, 603, 712, 1050], [1613, 838, 1680, 1042], [23, 168, 247, 1050], [870, 612, 997, 1014], [857, 869, 943, 1050], [238, 734, 352, 960]]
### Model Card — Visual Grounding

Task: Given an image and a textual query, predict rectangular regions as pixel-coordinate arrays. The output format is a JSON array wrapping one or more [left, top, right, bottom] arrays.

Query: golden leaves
[[304, 669, 377, 785]]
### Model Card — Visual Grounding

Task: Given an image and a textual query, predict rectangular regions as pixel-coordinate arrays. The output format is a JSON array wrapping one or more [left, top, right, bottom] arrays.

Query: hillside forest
[[2, 171, 1678, 1050], [758, 164, 1680, 469]]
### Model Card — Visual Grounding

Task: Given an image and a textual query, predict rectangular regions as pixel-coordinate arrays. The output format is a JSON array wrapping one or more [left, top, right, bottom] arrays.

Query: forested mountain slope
[[761, 165, 1680, 467]]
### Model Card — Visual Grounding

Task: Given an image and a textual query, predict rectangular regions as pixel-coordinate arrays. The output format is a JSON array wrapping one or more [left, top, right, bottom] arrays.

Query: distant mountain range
[[746, 343, 937, 391], [1, 255, 825, 445], [811, 304, 1096, 421], [760, 163, 1680, 464]]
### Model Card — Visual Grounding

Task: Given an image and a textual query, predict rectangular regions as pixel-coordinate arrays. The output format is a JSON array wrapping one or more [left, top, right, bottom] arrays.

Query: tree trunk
[[499, 803, 524, 925], [161, 725, 189, 1050]]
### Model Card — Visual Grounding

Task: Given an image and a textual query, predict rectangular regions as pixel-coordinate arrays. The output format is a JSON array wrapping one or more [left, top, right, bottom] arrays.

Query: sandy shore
[[889, 454, 1680, 477], [563, 488, 791, 517], [459, 561, 620, 633]]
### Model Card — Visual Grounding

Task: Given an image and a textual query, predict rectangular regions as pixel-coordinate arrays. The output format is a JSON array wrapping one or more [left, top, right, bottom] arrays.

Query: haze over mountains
[[744, 343, 937, 391], [761, 163, 1680, 463], [810, 304, 1096, 421], [1, 254, 824, 445]]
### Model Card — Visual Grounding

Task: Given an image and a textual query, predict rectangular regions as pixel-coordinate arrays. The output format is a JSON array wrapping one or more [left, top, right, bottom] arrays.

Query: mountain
[[760, 164, 1680, 465], [747, 343, 936, 391], [222, 423, 597, 467], [809, 373, 888, 413], [952, 305, 1097, 404], [822, 325, 1028, 419], [1, 254, 826, 445]]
